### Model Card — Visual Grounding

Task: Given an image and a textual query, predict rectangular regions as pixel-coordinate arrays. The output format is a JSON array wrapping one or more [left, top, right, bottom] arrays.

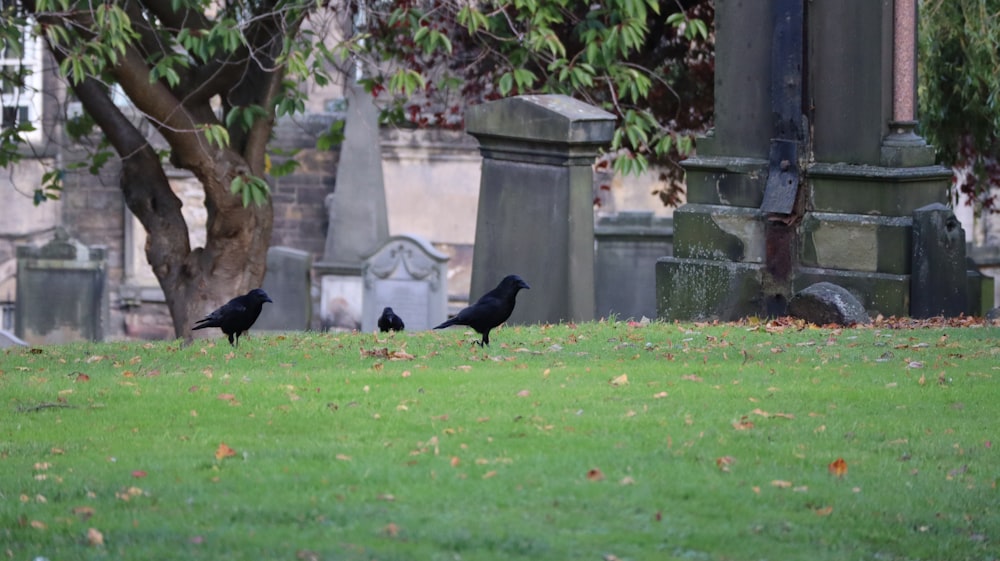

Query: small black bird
[[434, 274, 529, 346], [377, 307, 405, 332], [192, 288, 273, 347]]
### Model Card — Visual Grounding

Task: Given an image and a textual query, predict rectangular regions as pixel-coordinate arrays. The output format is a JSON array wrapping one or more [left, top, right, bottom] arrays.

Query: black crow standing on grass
[[192, 288, 272, 347], [377, 307, 405, 332], [434, 274, 529, 346]]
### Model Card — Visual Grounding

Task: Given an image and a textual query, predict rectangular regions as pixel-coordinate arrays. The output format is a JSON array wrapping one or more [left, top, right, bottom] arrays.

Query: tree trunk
[[121, 144, 273, 343]]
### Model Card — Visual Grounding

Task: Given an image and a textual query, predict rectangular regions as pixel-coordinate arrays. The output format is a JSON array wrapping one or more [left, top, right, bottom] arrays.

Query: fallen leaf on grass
[[751, 408, 795, 419], [72, 506, 96, 521], [215, 442, 237, 461], [74, 373, 90, 382], [716, 456, 735, 472], [586, 468, 605, 481], [609, 374, 628, 386], [87, 527, 104, 546], [383, 523, 400, 537], [653, 391, 668, 398], [829, 457, 848, 477], [115, 487, 144, 501], [360, 347, 415, 361], [732, 417, 754, 430], [131, 470, 147, 478], [771, 480, 793, 488], [814, 506, 834, 516]]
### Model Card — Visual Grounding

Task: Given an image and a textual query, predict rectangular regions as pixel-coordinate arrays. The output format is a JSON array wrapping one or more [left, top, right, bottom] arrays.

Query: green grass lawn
[[2, 320, 998, 561]]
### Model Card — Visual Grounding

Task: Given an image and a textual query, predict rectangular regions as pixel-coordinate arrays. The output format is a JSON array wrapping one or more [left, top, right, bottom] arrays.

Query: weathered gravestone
[[315, 81, 389, 331], [361, 234, 449, 332], [910, 203, 968, 318], [595, 211, 674, 321], [465, 94, 615, 325], [15, 228, 108, 344], [256, 246, 313, 331]]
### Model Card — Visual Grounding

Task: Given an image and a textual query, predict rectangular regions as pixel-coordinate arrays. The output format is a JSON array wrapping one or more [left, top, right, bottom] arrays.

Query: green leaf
[[654, 135, 673, 156], [513, 68, 536, 90], [498, 72, 514, 96], [388, 69, 426, 97], [317, 120, 345, 151]]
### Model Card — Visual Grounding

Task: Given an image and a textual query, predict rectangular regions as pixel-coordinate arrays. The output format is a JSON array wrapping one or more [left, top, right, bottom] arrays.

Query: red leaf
[[828, 457, 848, 477], [215, 442, 237, 461]]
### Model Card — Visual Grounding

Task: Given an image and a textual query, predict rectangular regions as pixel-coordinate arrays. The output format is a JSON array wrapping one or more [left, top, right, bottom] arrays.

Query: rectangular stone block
[[683, 155, 768, 207], [794, 267, 909, 318], [656, 257, 764, 321], [800, 212, 912, 275], [808, 163, 950, 216], [672, 204, 765, 264], [256, 246, 313, 331], [594, 212, 673, 321]]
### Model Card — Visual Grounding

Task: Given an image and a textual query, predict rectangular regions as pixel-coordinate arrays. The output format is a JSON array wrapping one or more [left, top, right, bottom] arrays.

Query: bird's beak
[[521, 281, 530, 289], [265, 297, 273, 303]]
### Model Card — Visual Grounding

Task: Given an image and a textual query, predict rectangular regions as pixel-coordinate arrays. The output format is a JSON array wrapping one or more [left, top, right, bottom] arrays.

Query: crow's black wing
[[193, 297, 250, 330]]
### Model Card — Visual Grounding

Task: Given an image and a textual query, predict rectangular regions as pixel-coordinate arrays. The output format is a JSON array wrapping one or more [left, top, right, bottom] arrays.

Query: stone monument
[[657, 0, 992, 320], [594, 211, 673, 321], [315, 81, 389, 331], [256, 246, 313, 331], [465, 94, 615, 324], [360, 234, 449, 332], [15, 228, 108, 344]]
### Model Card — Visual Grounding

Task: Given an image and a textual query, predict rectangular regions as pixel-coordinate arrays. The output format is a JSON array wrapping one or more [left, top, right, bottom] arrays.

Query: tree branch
[[138, 0, 212, 38]]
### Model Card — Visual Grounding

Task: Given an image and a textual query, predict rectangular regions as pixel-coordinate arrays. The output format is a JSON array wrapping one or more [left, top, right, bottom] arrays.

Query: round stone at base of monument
[[788, 282, 871, 326]]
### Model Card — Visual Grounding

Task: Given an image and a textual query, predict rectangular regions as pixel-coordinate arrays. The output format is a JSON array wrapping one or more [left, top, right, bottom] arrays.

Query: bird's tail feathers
[[433, 319, 457, 330]]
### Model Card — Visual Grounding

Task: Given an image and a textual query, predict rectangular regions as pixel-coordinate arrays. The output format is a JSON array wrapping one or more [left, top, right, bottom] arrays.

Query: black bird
[[434, 274, 530, 346], [377, 307, 405, 332], [192, 288, 273, 347]]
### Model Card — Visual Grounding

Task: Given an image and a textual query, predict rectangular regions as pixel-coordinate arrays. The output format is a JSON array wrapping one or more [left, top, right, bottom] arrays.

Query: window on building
[[1, 0, 43, 139]]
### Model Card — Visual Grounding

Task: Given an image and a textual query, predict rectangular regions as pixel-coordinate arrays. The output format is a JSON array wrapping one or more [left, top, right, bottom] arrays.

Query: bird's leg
[[228, 333, 236, 346]]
